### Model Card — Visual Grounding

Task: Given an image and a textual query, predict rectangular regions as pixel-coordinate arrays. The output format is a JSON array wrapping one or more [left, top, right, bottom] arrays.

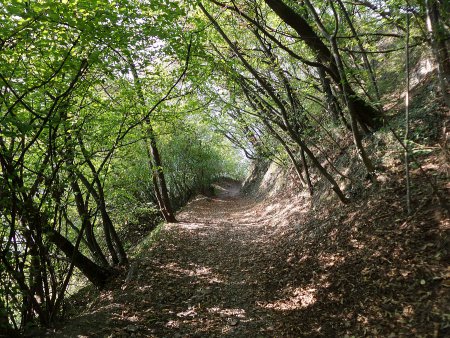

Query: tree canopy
[[0, 0, 448, 334]]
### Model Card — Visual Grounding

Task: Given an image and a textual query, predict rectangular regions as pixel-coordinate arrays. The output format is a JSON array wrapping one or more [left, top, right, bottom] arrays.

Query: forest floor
[[50, 174, 449, 337]]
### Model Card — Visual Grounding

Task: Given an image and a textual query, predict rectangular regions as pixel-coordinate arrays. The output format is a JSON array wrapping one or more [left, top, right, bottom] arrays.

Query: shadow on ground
[[50, 179, 449, 337]]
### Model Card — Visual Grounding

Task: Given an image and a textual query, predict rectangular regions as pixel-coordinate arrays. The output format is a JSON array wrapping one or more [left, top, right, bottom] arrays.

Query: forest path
[[54, 179, 308, 337], [156, 179, 300, 336], [52, 175, 449, 338]]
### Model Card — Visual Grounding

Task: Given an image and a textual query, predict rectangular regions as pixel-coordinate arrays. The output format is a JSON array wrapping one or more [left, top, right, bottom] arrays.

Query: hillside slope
[[49, 162, 449, 337]]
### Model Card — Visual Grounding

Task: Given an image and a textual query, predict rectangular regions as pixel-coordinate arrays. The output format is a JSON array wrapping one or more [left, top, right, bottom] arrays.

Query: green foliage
[[159, 114, 248, 205], [0, 0, 442, 332], [0, 0, 205, 329]]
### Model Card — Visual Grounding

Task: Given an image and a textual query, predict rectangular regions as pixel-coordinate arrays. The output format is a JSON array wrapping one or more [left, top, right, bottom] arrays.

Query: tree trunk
[[148, 131, 177, 222], [300, 148, 314, 195], [70, 180, 109, 267], [76, 138, 128, 266], [326, 1, 376, 177], [264, 0, 383, 130], [425, 0, 450, 108], [285, 124, 349, 203], [62, 128, 110, 267], [129, 62, 177, 223], [46, 228, 111, 288], [405, 9, 412, 214], [331, 42, 375, 176], [263, 117, 309, 190], [0, 297, 15, 336], [318, 66, 343, 123], [336, 0, 381, 104]]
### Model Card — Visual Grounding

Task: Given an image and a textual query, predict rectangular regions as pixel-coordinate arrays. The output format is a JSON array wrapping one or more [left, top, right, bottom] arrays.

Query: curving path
[[52, 177, 449, 337], [53, 179, 311, 337]]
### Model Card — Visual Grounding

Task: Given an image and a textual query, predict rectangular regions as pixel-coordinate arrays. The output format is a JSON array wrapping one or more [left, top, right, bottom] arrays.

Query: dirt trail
[[52, 178, 449, 337], [54, 180, 307, 337]]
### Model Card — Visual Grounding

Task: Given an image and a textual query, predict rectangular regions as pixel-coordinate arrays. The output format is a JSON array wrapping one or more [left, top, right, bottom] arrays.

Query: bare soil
[[49, 174, 449, 337]]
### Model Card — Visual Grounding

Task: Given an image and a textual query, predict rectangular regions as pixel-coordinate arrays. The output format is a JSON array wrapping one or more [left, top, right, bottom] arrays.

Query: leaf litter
[[51, 174, 449, 337]]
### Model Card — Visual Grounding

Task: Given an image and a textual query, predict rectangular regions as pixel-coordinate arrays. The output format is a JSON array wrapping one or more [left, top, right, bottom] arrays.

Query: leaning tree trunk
[[281, 121, 349, 203], [46, 228, 111, 288], [264, 0, 384, 130], [336, 0, 381, 104], [22, 195, 112, 288], [76, 137, 128, 266], [318, 66, 343, 124]]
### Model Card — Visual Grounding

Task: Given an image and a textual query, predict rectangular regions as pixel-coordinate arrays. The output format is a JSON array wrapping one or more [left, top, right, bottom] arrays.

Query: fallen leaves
[[54, 178, 449, 337]]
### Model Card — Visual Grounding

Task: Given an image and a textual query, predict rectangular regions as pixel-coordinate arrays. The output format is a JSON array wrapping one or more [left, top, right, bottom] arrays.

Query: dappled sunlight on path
[[53, 179, 313, 337], [52, 177, 449, 337]]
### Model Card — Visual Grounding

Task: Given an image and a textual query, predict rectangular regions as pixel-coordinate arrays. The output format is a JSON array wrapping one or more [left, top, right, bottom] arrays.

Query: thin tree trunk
[[326, 1, 376, 177], [336, 0, 381, 104], [0, 297, 15, 335], [28, 243, 48, 326], [263, 118, 309, 189], [77, 138, 128, 266], [148, 132, 177, 222], [70, 181, 109, 267], [318, 66, 341, 123], [405, 9, 412, 214], [61, 124, 110, 267], [76, 172, 119, 265], [331, 37, 376, 177], [300, 148, 314, 195], [289, 129, 348, 203], [129, 62, 177, 223]]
